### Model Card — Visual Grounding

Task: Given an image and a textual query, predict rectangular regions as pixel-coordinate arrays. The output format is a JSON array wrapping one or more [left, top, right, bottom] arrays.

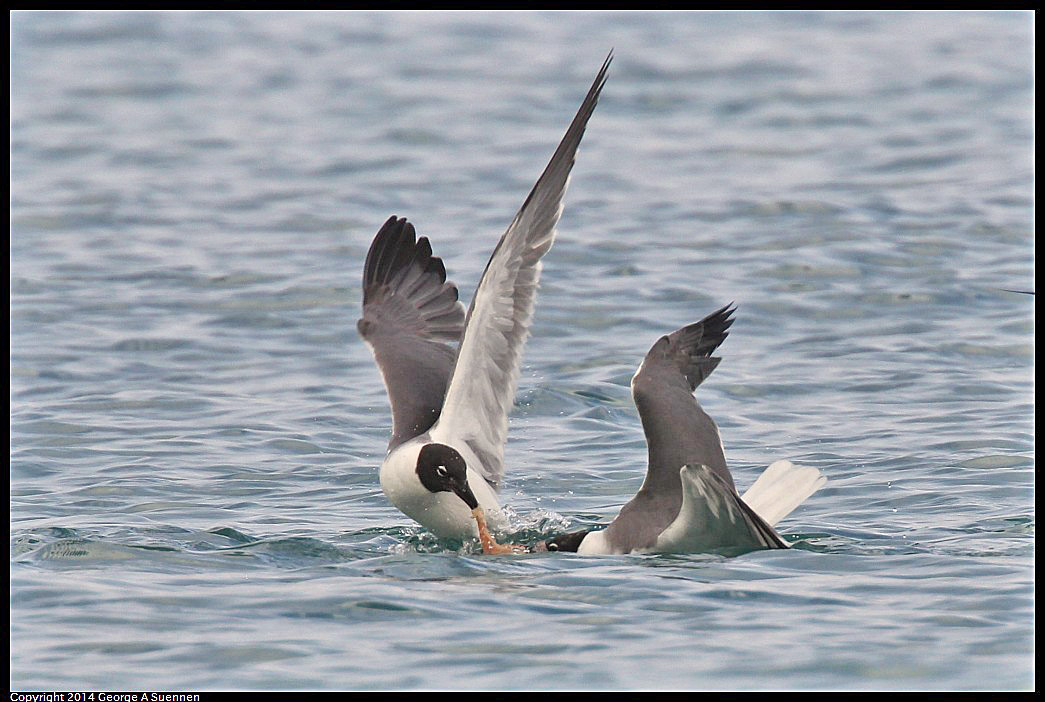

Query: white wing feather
[[430, 54, 612, 489]]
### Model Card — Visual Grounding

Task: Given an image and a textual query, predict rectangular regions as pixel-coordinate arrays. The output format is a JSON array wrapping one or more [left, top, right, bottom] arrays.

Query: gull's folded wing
[[653, 464, 790, 553]]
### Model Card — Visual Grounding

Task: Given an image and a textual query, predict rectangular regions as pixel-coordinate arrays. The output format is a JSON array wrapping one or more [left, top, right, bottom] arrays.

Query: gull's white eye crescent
[[436, 465, 448, 477]]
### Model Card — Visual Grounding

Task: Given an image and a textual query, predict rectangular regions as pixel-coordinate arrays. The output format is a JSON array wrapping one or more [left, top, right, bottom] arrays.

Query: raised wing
[[599, 304, 737, 553], [358, 216, 466, 450], [632, 303, 737, 491], [430, 53, 612, 489]]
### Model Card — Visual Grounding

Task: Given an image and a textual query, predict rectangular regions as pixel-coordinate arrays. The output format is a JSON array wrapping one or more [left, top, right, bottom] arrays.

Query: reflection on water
[[11, 10, 1033, 691]]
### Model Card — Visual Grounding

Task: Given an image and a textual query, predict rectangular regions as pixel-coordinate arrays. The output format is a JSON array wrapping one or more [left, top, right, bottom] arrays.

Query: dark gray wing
[[600, 303, 737, 553], [357, 216, 466, 450], [430, 53, 612, 489]]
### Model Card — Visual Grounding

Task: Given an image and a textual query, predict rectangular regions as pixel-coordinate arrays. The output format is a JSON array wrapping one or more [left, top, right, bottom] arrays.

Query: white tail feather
[[740, 460, 827, 527]]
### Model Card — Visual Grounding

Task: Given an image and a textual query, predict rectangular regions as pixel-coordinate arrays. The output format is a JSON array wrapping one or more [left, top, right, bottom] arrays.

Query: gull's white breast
[[378, 437, 501, 540]]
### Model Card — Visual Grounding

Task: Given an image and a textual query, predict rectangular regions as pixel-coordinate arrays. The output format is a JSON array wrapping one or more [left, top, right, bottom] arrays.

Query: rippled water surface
[[10, 11, 1034, 691]]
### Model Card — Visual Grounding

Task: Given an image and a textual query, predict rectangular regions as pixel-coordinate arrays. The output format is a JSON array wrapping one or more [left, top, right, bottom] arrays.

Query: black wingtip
[[363, 216, 419, 297], [601, 49, 614, 79], [361, 216, 462, 317], [593, 50, 613, 102], [694, 302, 738, 352], [665, 303, 739, 390], [365, 216, 417, 288], [363, 216, 404, 292], [510, 51, 612, 223]]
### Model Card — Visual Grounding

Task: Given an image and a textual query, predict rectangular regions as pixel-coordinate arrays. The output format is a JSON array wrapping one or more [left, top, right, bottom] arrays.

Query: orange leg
[[471, 507, 527, 555]]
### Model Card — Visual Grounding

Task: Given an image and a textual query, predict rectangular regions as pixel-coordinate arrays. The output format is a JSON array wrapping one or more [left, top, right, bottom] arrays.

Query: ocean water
[[10, 11, 1034, 692]]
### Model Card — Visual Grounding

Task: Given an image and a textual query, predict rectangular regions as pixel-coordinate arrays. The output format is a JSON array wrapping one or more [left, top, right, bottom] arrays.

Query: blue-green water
[[10, 11, 1034, 691]]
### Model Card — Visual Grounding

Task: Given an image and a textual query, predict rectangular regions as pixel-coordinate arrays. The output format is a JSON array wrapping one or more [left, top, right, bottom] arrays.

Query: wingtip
[[595, 50, 613, 93], [701, 302, 738, 339], [580, 51, 613, 111]]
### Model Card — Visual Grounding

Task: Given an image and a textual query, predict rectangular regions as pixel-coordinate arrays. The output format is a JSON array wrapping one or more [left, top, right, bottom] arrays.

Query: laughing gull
[[358, 54, 612, 543], [536, 304, 827, 555], [358, 53, 826, 556]]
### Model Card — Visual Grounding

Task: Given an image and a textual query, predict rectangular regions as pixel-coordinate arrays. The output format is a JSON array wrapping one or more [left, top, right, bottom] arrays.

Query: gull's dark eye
[[436, 466, 448, 478]]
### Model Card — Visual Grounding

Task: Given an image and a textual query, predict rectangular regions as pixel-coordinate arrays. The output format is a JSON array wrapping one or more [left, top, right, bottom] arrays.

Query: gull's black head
[[540, 529, 593, 553], [416, 443, 478, 510]]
